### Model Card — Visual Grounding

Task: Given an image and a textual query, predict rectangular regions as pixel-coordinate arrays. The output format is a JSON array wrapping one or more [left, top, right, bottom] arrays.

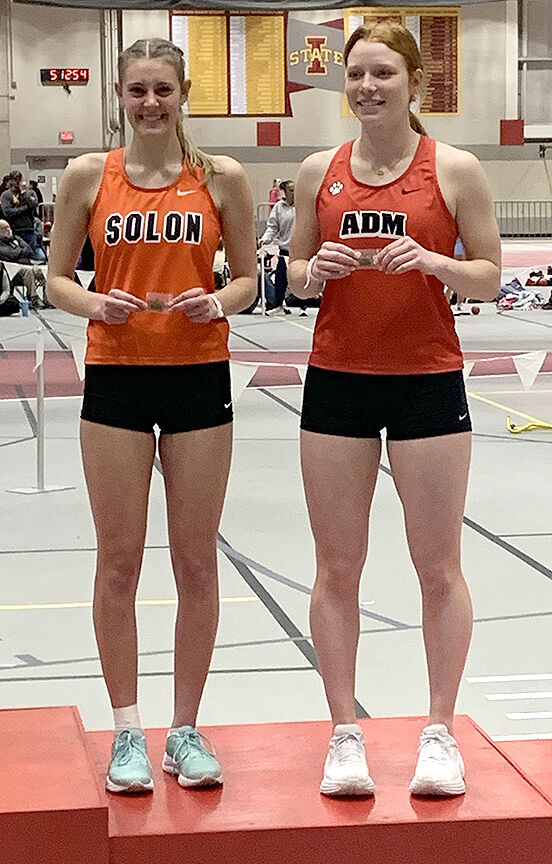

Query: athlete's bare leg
[[301, 430, 382, 725], [387, 432, 472, 733], [159, 422, 233, 729], [81, 420, 156, 709]]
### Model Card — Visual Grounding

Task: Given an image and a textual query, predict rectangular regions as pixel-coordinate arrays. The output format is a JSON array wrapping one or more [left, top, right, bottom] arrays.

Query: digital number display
[[40, 68, 89, 85]]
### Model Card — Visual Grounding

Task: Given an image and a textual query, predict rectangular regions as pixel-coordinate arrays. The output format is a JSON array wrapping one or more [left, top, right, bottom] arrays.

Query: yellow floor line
[[0, 597, 258, 612], [468, 391, 551, 425], [278, 317, 314, 334], [472, 389, 552, 395]]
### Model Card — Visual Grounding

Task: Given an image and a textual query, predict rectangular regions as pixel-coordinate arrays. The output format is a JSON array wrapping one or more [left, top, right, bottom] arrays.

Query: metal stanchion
[[258, 248, 267, 316], [7, 326, 76, 495]]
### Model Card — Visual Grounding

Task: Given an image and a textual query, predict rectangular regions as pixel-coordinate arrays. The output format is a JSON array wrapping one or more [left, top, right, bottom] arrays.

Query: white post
[[259, 249, 266, 315], [36, 327, 45, 491], [6, 325, 76, 494]]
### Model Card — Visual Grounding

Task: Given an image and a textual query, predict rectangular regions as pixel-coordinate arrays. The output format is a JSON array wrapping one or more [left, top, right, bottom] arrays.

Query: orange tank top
[[86, 148, 229, 365], [310, 136, 462, 375]]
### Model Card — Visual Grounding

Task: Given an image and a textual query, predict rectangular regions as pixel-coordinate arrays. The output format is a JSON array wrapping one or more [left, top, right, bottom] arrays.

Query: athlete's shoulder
[[296, 146, 343, 198], [435, 140, 481, 179], [300, 145, 342, 175], [62, 151, 109, 186], [210, 153, 247, 180], [207, 154, 252, 213]]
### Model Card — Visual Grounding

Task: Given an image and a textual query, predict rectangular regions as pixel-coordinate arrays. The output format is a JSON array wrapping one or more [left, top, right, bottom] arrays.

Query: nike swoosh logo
[[401, 187, 420, 195], [176, 189, 197, 197], [224, 401, 232, 409], [459, 413, 468, 421]]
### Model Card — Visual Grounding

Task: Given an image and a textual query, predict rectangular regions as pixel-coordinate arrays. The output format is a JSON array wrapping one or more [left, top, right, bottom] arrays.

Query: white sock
[[113, 704, 142, 734]]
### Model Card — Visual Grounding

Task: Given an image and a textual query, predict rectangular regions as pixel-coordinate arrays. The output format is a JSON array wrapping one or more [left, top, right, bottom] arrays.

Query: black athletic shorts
[[300, 366, 471, 440], [81, 361, 233, 433]]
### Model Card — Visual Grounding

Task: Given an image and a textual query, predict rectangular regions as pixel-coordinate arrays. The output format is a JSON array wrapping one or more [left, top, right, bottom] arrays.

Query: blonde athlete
[[47, 38, 256, 794]]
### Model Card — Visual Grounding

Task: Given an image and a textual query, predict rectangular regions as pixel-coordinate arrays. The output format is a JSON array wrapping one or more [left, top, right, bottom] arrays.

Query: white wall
[[10, 4, 102, 152]]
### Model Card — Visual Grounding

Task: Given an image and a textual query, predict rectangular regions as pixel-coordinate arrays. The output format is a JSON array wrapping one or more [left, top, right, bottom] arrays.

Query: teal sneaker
[[106, 728, 154, 794], [162, 726, 223, 787]]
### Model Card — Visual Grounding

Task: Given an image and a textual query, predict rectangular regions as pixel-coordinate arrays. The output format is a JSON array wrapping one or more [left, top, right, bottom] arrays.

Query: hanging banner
[[230, 361, 259, 404], [287, 19, 345, 93], [70, 335, 87, 381], [512, 350, 547, 391], [462, 361, 474, 381]]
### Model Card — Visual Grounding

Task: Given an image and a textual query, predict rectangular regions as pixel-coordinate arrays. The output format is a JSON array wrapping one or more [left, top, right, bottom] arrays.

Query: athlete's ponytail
[[118, 38, 216, 181], [409, 110, 427, 136]]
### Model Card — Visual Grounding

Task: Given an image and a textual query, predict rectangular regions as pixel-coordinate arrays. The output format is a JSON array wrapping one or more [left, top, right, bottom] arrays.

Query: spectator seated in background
[[0, 219, 52, 308], [0, 170, 46, 262]]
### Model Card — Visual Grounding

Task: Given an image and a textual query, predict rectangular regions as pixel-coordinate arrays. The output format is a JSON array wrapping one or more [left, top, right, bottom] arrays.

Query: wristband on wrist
[[211, 294, 225, 318], [304, 255, 326, 295]]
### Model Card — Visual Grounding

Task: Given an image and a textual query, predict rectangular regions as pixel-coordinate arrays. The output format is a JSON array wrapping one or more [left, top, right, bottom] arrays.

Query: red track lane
[[0, 350, 551, 401]]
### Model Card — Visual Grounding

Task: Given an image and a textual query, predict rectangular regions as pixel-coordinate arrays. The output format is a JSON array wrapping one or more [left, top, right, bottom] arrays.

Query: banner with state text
[[287, 19, 345, 93]]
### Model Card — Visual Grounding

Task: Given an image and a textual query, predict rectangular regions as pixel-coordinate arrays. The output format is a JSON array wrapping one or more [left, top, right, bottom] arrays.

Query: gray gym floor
[[0, 240, 551, 742]]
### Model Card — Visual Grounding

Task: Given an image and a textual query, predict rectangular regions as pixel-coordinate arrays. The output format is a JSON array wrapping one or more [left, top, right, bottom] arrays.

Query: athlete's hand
[[372, 237, 438, 276], [169, 287, 220, 323], [97, 289, 147, 324], [312, 242, 361, 281]]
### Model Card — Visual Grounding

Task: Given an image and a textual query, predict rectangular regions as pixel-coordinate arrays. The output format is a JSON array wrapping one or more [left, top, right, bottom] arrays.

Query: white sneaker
[[320, 723, 375, 797], [409, 723, 465, 796]]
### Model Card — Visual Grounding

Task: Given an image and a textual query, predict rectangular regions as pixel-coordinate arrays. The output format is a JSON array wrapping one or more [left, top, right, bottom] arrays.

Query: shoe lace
[[113, 729, 144, 765], [334, 733, 364, 765], [417, 730, 452, 764], [172, 729, 216, 763]]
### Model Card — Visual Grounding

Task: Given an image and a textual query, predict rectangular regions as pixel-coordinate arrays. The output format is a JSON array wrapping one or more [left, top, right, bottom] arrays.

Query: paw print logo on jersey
[[329, 181, 343, 196]]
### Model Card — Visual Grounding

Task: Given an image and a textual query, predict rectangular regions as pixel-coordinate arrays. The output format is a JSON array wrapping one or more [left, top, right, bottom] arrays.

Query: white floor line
[[506, 711, 552, 720], [492, 733, 552, 741], [486, 691, 552, 701], [468, 674, 552, 683]]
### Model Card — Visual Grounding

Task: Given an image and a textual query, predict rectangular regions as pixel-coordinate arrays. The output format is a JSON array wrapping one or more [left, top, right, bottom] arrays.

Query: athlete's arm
[[289, 150, 360, 298], [172, 155, 256, 322], [46, 154, 147, 322], [213, 156, 257, 315], [374, 144, 501, 301]]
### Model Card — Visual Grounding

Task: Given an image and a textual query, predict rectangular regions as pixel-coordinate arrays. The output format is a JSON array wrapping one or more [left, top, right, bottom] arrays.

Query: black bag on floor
[[0, 294, 21, 316], [0, 262, 21, 316]]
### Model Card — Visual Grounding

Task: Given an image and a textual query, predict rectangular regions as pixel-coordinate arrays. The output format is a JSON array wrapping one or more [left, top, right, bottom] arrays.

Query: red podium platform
[[86, 715, 552, 864], [0, 706, 108, 864], [499, 739, 552, 805]]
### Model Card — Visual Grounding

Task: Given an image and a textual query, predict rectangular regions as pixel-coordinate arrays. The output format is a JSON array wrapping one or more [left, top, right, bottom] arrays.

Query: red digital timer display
[[40, 68, 90, 85]]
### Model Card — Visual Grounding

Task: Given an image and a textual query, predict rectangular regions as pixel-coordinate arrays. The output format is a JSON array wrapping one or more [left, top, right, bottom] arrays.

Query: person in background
[[289, 21, 500, 799], [0, 175, 10, 220], [0, 171, 46, 262], [448, 237, 468, 312], [30, 180, 44, 206], [260, 180, 295, 313], [0, 218, 50, 307], [268, 177, 282, 210], [47, 37, 256, 796]]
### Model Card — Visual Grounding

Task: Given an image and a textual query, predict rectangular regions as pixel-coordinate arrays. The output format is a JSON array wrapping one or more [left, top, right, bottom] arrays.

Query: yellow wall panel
[[186, 15, 228, 116], [245, 16, 285, 115]]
